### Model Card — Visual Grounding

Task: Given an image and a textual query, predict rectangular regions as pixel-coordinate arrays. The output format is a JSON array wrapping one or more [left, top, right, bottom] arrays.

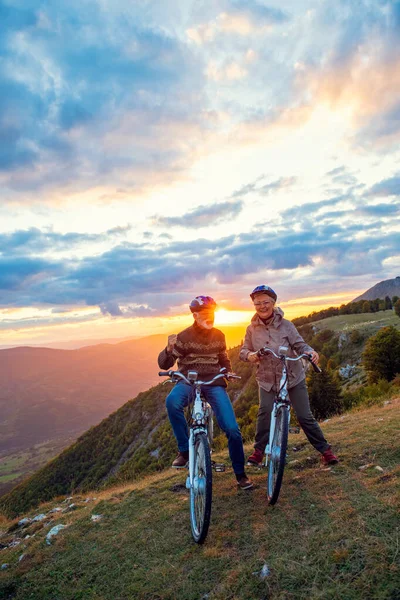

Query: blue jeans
[[166, 382, 245, 475]]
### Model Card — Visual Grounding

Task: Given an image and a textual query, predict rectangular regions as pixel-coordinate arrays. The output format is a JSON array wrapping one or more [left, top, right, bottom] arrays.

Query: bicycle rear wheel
[[190, 432, 212, 543], [267, 406, 289, 505]]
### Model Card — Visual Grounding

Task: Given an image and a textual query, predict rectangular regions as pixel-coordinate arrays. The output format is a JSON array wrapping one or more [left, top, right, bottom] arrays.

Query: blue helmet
[[250, 285, 277, 302], [189, 296, 217, 313]]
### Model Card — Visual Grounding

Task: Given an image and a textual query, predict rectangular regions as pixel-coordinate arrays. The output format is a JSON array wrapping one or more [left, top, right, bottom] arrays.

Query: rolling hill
[[0, 325, 247, 495], [2, 305, 396, 518], [0, 335, 168, 455]]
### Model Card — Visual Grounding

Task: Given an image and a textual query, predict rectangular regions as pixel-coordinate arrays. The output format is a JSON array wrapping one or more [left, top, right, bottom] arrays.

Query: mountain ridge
[[352, 276, 400, 301]]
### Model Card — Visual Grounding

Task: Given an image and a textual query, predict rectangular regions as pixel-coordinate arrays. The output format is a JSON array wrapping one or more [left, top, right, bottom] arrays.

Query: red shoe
[[247, 448, 264, 466], [321, 448, 339, 466]]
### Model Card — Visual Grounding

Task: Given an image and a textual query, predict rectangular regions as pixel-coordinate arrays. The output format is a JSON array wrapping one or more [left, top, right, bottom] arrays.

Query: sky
[[1, 0, 400, 347]]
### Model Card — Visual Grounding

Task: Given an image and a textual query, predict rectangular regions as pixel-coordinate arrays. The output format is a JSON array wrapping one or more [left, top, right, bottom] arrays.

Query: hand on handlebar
[[247, 351, 260, 363], [226, 372, 241, 380], [308, 350, 319, 365]]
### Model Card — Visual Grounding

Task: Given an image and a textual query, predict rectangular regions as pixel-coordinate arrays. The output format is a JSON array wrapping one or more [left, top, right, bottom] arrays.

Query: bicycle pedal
[[289, 427, 300, 434], [212, 462, 225, 472]]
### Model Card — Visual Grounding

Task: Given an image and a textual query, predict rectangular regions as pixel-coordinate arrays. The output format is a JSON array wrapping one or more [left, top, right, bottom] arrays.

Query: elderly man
[[158, 295, 253, 490]]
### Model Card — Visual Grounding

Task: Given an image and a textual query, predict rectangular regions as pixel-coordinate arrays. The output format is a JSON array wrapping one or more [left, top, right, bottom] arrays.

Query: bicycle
[[158, 368, 240, 544], [256, 345, 321, 505]]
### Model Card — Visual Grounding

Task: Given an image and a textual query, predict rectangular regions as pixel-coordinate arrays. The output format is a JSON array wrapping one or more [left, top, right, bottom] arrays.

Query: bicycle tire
[[267, 405, 289, 505], [190, 432, 212, 543]]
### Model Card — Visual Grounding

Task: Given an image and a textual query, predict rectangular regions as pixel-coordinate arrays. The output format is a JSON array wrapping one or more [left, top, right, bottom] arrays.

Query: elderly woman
[[240, 285, 338, 467]]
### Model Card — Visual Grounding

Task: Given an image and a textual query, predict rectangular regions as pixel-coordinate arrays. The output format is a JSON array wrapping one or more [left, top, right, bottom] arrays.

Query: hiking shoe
[[247, 448, 264, 466], [321, 449, 339, 466], [172, 451, 189, 468], [236, 476, 254, 490]]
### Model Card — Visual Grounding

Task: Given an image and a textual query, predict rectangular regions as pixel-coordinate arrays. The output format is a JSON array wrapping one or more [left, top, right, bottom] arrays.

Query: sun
[[214, 308, 253, 325]]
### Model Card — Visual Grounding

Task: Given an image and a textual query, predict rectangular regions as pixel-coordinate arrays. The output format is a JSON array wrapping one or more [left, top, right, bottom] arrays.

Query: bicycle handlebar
[[257, 347, 322, 374], [158, 369, 241, 385]]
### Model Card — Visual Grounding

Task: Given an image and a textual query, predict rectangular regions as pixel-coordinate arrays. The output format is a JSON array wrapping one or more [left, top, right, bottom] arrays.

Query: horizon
[[0, 288, 376, 349], [1, 1, 400, 347]]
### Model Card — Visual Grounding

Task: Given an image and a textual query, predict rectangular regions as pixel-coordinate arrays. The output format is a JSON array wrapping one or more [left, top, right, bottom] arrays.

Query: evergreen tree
[[362, 326, 400, 383], [395, 299, 400, 318], [362, 301, 371, 313], [307, 368, 342, 420], [385, 295, 392, 310]]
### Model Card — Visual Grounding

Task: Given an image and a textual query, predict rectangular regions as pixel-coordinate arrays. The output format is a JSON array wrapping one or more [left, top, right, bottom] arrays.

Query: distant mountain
[[0, 334, 169, 455], [0, 335, 138, 351], [0, 325, 246, 470], [0, 347, 255, 517], [353, 276, 400, 302]]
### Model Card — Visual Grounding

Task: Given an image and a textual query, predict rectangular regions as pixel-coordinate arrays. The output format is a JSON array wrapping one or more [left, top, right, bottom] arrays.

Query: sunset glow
[[1, 1, 399, 348]]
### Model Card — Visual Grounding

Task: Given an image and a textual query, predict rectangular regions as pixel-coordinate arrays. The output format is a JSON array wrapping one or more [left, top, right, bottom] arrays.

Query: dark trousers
[[254, 379, 329, 454]]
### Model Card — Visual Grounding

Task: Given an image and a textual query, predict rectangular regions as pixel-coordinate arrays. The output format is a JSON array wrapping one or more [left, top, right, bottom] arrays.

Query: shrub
[[362, 326, 400, 383], [350, 329, 362, 344], [342, 380, 393, 411]]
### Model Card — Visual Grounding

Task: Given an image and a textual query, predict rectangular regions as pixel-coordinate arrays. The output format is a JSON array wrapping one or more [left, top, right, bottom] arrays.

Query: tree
[[307, 368, 342, 420], [362, 301, 371, 313], [362, 326, 400, 383], [395, 299, 400, 318], [384, 295, 392, 310]]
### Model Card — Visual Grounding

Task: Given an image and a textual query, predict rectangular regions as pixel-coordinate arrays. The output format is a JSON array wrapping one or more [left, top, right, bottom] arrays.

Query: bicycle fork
[[265, 403, 290, 466]]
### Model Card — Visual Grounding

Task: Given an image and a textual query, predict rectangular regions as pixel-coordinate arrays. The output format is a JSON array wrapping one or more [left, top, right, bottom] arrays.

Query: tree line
[[292, 295, 400, 327]]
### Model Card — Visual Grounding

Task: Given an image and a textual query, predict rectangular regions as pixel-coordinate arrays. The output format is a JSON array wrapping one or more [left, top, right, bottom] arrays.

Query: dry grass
[[0, 399, 399, 600]]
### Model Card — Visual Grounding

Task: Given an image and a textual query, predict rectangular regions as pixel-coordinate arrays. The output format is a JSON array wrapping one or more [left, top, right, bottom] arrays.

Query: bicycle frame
[[187, 377, 212, 493], [265, 362, 291, 469], [257, 345, 321, 504]]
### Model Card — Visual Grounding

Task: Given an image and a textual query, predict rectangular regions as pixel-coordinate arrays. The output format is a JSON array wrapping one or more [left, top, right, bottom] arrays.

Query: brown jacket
[[158, 322, 232, 386], [239, 307, 313, 391]]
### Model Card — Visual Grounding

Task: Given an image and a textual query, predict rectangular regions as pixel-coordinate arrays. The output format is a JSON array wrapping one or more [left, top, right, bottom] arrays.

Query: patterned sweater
[[158, 322, 232, 387]]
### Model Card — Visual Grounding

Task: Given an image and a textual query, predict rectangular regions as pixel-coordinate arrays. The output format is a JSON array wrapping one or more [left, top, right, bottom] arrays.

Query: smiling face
[[193, 308, 215, 329], [253, 293, 275, 320]]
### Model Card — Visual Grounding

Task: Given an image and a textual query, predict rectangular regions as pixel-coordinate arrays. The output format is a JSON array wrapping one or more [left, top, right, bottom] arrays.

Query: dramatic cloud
[[1, 191, 399, 315], [0, 1, 207, 201]]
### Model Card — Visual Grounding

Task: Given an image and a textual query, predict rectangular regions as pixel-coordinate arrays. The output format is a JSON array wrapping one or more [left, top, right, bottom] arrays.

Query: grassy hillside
[[0, 399, 399, 600], [308, 309, 399, 334]]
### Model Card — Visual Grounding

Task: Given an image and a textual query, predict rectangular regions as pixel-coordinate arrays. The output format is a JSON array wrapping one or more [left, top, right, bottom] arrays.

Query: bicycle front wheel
[[267, 406, 289, 505], [190, 432, 212, 543]]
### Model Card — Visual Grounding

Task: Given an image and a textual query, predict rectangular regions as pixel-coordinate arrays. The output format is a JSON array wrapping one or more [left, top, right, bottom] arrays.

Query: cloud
[[1, 190, 399, 315], [151, 200, 243, 228], [365, 175, 400, 198], [232, 175, 296, 198], [187, 0, 289, 43], [0, 1, 208, 201], [0, 225, 131, 254]]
